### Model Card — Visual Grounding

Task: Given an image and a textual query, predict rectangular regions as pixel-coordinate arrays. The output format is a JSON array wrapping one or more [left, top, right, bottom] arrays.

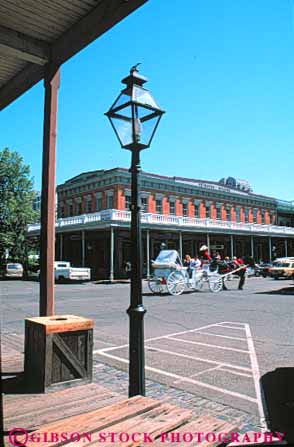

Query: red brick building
[[29, 168, 294, 279]]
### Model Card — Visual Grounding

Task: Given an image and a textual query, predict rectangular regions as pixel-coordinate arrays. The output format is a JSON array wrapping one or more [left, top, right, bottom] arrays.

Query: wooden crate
[[24, 315, 93, 392]]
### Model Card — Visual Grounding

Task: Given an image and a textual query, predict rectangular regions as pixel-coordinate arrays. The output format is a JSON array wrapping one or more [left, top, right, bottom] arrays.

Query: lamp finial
[[130, 63, 141, 74]]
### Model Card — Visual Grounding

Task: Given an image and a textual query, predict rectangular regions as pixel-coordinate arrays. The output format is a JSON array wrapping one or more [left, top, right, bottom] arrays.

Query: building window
[[86, 200, 92, 213], [96, 197, 102, 211], [261, 211, 265, 224], [156, 199, 162, 214], [244, 208, 249, 223], [216, 207, 221, 220], [226, 208, 231, 221], [170, 201, 175, 215], [60, 206, 65, 218], [253, 209, 257, 223], [183, 203, 188, 217], [141, 197, 148, 212], [77, 203, 82, 215], [194, 204, 199, 218], [69, 204, 73, 216], [236, 207, 241, 222], [107, 195, 113, 209], [125, 195, 131, 210], [206, 205, 211, 219]]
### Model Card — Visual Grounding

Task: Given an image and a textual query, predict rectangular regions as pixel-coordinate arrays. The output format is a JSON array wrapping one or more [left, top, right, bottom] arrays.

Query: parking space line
[[215, 324, 246, 330], [145, 346, 252, 372], [93, 322, 229, 354], [245, 324, 267, 430], [166, 336, 250, 353], [195, 331, 247, 341], [174, 365, 223, 383], [221, 321, 245, 326], [219, 367, 253, 378], [97, 351, 258, 404]]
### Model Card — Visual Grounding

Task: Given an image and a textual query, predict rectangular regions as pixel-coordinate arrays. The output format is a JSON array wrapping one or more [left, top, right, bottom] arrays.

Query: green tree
[[0, 148, 39, 267]]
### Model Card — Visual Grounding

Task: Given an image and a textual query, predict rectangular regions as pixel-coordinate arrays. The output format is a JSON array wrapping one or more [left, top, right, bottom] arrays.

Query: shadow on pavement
[[256, 286, 294, 295], [261, 368, 294, 443]]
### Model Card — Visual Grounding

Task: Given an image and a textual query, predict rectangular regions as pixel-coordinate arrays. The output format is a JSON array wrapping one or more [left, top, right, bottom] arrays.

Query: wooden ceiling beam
[[0, 63, 44, 110], [0, 0, 148, 110], [51, 0, 148, 66], [0, 25, 49, 65]]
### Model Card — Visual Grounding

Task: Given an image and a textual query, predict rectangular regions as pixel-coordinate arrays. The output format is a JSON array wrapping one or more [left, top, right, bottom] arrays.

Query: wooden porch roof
[[0, 0, 147, 110]]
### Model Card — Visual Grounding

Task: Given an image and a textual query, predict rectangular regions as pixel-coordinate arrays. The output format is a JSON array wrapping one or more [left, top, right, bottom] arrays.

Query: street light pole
[[105, 65, 165, 397], [127, 149, 146, 396]]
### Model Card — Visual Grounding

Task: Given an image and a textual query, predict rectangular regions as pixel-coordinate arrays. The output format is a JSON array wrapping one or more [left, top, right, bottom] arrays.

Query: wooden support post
[[269, 237, 272, 262], [251, 236, 254, 259], [59, 233, 63, 260], [230, 234, 234, 258], [206, 233, 210, 254], [81, 230, 85, 267], [285, 239, 288, 257], [39, 65, 60, 317], [179, 231, 183, 260], [110, 227, 114, 282], [146, 229, 150, 279]]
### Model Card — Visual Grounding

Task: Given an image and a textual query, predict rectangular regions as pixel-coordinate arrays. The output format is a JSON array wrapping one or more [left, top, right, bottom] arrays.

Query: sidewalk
[[92, 359, 261, 434], [2, 331, 261, 437]]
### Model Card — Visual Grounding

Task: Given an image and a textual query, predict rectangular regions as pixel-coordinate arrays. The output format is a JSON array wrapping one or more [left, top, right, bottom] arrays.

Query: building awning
[[0, 0, 147, 110]]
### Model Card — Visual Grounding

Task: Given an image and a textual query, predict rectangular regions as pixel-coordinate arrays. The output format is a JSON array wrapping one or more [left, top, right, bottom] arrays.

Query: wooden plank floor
[[2, 333, 243, 447], [2, 334, 124, 446]]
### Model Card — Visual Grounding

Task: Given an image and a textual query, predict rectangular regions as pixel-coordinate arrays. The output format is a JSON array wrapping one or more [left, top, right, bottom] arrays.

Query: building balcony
[[27, 209, 294, 238]]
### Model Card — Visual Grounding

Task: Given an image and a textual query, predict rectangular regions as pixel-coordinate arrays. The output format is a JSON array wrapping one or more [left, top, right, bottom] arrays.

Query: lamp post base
[[127, 305, 146, 397]]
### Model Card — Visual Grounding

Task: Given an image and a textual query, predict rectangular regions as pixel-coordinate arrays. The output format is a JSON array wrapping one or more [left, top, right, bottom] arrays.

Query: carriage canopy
[[153, 250, 182, 268]]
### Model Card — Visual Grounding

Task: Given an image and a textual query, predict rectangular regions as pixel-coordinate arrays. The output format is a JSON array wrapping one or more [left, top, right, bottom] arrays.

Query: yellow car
[[269, 258, 294, 280]]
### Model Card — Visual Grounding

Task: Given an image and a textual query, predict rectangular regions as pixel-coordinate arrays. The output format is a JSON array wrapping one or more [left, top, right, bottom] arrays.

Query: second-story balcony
[[27, 209, 294, 238]]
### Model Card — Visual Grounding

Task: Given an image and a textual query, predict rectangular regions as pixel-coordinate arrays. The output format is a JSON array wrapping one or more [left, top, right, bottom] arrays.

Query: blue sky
[[1, 0, 293, 200]]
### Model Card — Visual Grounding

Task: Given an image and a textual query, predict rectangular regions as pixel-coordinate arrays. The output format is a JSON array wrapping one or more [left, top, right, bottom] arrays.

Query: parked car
[[5, 263, 24, 278], [38, 262, 91, 282], [54, 261, 91, 281], [254, 262, 272, 278], [269, 258, 294, 280]]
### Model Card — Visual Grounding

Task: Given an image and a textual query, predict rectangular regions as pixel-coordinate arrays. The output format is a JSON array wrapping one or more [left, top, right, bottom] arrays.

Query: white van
[[5, 263, 23, 278]]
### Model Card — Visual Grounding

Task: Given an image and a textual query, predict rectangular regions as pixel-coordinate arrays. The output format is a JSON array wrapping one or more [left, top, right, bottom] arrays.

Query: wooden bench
[[14, 396, 239, 447]]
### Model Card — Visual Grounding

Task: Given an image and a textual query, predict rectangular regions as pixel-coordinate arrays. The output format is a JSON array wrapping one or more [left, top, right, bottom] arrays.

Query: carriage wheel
[[148, 278, 163, 294], [194, 277, 204, 291], [208, 274, 223, 293], [222, 275, 230, 290], [167, 271, 186, 296]]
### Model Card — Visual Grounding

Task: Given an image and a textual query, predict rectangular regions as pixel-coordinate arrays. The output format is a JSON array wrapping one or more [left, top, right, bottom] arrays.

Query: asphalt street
[[2, 276, 294, 424]]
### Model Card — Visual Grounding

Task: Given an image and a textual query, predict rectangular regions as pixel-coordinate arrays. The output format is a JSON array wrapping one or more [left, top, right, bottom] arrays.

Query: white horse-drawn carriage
[[148, 250, 223, 295]]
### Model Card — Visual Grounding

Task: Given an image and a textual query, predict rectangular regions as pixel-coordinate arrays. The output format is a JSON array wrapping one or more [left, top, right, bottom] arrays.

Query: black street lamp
[[105, 65, 165, 396]]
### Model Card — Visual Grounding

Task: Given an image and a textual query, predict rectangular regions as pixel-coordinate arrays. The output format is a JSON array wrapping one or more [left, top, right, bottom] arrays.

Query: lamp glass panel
[[112, 92, 131, 111], [109, 116, 133, 147], [137, 114, 161, 146], [132, 86, 161, 110]]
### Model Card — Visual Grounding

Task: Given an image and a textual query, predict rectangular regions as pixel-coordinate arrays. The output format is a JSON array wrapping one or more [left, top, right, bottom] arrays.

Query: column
[[59, 233, 63, 260], [81, 230, 85, 267], [110, 227, 114, 282], [179, 231, 183, 259], [285, 239, 288, 257], [146, 230, 150, 279], [230, 234, 234, 258], [251, 236, 254, 258], [269, 237, 272, 262], [39, 65, 60, 317], [207, 233, 210, 253]]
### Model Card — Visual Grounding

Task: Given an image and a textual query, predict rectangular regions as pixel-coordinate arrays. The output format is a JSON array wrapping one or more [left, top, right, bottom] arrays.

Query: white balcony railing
[[28, 209, 294, 237]]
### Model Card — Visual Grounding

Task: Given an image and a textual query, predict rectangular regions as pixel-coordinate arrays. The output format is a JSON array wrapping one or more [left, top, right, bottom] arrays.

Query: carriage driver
[[199, 245, 212, 265]]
